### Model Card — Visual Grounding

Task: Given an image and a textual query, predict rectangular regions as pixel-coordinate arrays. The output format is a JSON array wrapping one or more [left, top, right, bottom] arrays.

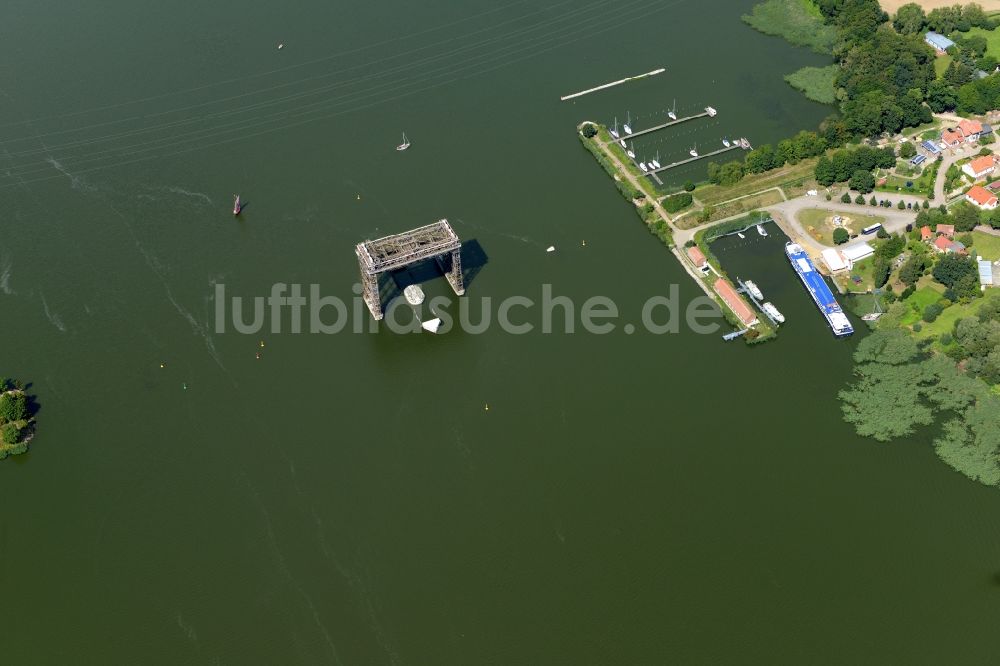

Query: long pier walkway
[[621, 110, 711, 140], [647, 138, 752, 176]]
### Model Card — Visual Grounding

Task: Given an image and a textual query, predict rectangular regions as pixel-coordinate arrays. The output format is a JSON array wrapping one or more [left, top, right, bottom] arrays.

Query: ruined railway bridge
[[355, 219, 465, 320]]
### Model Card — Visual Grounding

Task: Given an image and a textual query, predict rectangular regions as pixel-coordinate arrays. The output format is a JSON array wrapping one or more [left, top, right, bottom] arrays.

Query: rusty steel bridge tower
[[355, 219, 464, 320]]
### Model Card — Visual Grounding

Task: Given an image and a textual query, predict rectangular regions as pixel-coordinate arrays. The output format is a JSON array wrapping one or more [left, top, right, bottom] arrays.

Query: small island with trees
[[0, 377, 35, 459]]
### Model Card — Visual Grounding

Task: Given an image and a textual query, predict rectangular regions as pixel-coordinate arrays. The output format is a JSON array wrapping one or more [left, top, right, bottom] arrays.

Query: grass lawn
[[796, 208, 885, 245], [966, 26, 1000, 60], [934, 53, 953, 78], [971, 230, 1000, 261], [677, 190, 785, 229], [913, 299, 980, 339], [694, 159, 817, 206], [900, 286, 944, 325]]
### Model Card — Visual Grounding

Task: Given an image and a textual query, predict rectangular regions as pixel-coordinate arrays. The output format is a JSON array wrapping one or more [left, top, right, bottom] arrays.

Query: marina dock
[[736, 277, 781, 326], [646, 138, 751, 176], [622, 110, 711, 140]]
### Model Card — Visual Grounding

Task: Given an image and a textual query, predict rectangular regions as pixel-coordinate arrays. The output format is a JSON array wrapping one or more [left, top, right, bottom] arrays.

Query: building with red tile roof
[[965, 185, 998, 210], [934, 236, 953, 252], [958, 119, 984, 139], [941, 129, 963, 147], [963, 154, 996, 180], [713, 278, 758, 327], [920, 225, 933, 241], [936, 223, 955, 237], [686, 246, 707, 270]]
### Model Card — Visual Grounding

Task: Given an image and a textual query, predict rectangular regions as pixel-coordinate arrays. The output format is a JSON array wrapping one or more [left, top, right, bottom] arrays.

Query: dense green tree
[[951, 203, 982, 233], [926, 79, 959, 112], [581, 124, 597, 138], [707, 161, 721, 184], [892, 3, 926, 34], [841, 192, 852, 203], [815, 155, 836, 186], [0, 392, 26, 424], [870, 195, 878, 206], [833, 227, 850, 244], [923, 302, 944, 322], [933, 252, 978, 289], [718, 161, 744, 186], [898, 255, 927, 284], [899, 141, 917, 159], [663, 193, 693, 213], [873, 257, 892, 287], [855, 194, 866, 204], [745, 144, 779, 173], [850, 169, 876, 193], [0, 423, 19, 445]]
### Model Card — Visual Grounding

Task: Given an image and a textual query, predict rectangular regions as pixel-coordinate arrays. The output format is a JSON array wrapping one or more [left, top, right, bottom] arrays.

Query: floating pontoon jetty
[[560, 67, 665, 101]]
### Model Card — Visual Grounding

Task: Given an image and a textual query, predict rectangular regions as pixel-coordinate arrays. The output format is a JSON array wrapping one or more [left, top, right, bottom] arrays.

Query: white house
[[962, 154, 997, 180]]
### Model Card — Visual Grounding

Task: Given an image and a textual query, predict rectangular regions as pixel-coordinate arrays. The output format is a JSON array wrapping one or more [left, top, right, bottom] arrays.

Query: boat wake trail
[[242, 474, 344, 666], [149, 185, 214, 206], [40, 291, 67, 332], [46, 156, 97, 192], [0, 256, 14, 295]]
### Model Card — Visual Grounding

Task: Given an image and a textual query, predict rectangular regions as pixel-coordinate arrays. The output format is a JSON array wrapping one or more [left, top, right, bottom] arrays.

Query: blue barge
[[785, 242, 854, 337]]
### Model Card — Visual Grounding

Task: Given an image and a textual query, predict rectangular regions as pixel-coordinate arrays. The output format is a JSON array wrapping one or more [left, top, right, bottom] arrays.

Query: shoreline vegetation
[[577, 123, 778, 344], [0, 378, 35, 460], [784, 65, 840, 104], [742, 0, 839, 54]]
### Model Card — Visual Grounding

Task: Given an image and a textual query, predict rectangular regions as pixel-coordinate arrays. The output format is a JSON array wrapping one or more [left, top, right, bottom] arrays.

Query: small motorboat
[[619, 139, 627, 149], [639, 162, 648, 172], [233, 194, 242, 216], [737, 232, 745, 239], [722, 137, 731, 148], [546, 246, 555, 253]]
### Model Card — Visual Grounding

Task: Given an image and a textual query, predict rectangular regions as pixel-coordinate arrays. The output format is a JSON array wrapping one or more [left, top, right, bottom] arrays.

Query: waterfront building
[[713, 278, 758, 327]]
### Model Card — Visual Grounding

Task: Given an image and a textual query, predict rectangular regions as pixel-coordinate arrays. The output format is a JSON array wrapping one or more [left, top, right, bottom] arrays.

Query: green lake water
[[1, 0, 999, 663]]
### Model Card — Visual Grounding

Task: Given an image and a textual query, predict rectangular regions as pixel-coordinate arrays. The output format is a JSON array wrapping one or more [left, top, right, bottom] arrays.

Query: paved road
[[933, 143, 977, 202], [768, 198, 918, 255]]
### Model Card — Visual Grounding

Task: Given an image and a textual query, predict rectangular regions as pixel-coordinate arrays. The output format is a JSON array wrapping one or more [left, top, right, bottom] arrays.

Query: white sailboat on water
[[668, 99, 677, 121], [626, 142, 635, 159], [650, 151, 661, 169], [396, 132, 410, 151], [623, 111, 633, 135], [689, 143, 699, 157], [610, 117, 620, 139]]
